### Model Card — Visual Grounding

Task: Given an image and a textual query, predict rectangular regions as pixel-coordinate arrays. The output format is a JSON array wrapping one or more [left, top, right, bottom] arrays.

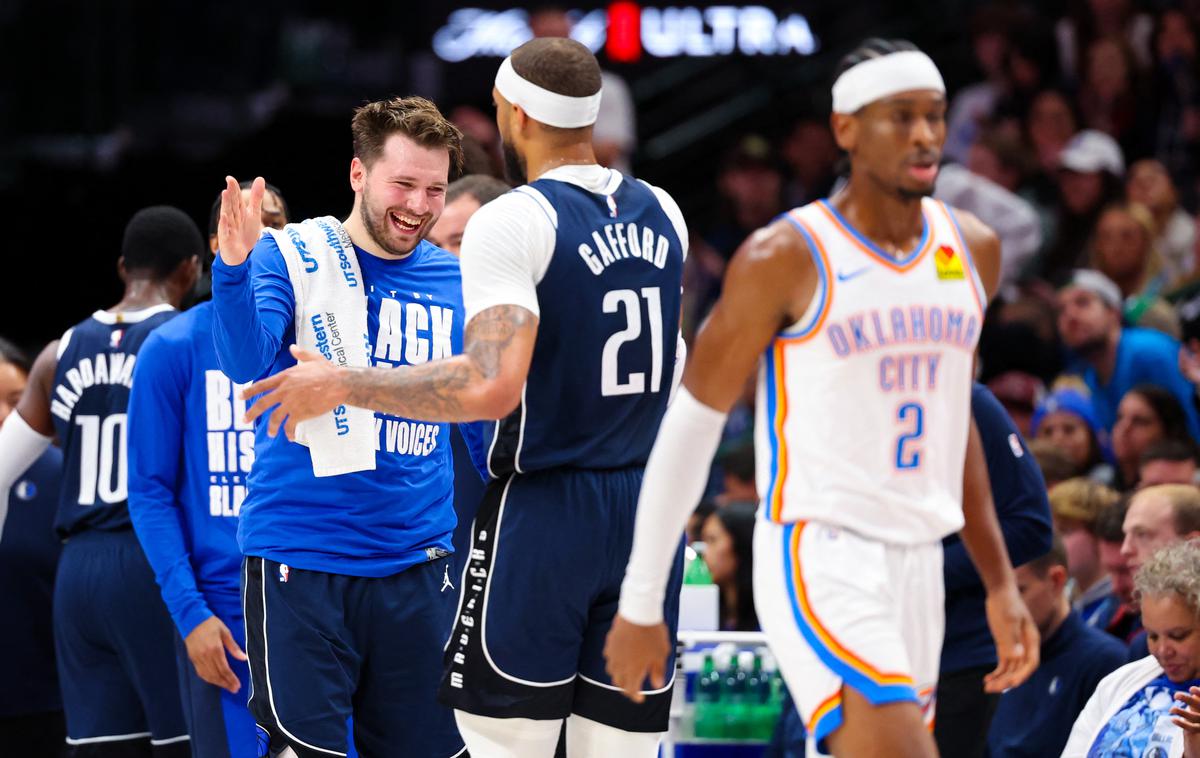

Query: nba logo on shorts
[[279, 564, 290, 583]]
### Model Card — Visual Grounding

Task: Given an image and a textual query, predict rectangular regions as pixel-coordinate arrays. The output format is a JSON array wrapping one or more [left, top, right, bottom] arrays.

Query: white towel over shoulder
[[269, 216, 376, 477]]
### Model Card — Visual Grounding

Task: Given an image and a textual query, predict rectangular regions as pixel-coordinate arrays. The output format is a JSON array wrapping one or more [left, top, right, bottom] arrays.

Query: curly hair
[[1134, 538, 1200, 615]]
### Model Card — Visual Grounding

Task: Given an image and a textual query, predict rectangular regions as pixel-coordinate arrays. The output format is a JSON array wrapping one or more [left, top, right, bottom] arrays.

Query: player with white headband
[[605, 38, 1039, 757], [238, 37, 689, 757]]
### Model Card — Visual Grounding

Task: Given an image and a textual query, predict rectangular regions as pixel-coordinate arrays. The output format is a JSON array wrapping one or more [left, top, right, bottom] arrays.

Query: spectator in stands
[[1090, 202, 1179, 337], [1063, 540, 1200, 756], [1114, 385, 1197, 488], [780, 118, 838, 207], [686, 499, 716, 544], [1032, 439, 1082, 488], [936, 384, 1052, 758], [1057, 270, 1200, 441], [1041, 130, 1126, 282], [714, 439, 755, 507], [699, 501, 757, 632], [967, 129, 1028, 194], [704, 135, 784, 260], [1139, 439, 1200, 488], [1122, 484, 1200, 575], [1127, 159, 1196, 285], [944, 3, 1018, 164], [1151, 9, 1200, 209], [1055, 0, 1154, 84], [987, 536, 1128, 758], [1032, 387, 1116, 483], [1078, 37, 1151, 158], [1096, 497, 1142, 643], [1050, 478, 1123, 629], [427, 174, 510, 256], [1025, 89, 1079, 184]]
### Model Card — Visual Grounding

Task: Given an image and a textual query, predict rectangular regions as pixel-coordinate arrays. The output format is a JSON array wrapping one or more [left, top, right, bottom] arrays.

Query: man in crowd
[[428, 174, 510, 256]]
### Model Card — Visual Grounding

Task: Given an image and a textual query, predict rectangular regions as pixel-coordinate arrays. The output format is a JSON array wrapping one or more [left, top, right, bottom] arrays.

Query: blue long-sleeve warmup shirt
[[941, 384, 1054, 674], [128, 302, 248, 637], [211, 234, 485, 578]]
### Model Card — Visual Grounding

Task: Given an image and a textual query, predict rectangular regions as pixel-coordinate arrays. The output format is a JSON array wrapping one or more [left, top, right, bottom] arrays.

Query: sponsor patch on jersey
[[934, 245, 965, 280]]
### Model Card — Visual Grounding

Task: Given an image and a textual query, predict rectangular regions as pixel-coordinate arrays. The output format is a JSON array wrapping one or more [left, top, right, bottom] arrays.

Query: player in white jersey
[[605, 38, 1040, 758]]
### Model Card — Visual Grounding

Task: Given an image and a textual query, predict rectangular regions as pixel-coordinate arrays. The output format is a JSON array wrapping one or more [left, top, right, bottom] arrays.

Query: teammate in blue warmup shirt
[[126, 186, 290, 758], [212, 97, 482, 758], [243, 40, 687, 757], [0, 340, 66, 756], [0, 207, 202, 756]]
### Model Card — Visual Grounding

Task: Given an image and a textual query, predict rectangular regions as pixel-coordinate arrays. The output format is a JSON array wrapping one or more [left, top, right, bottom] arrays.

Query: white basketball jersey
[[754, 197, 986, 545]]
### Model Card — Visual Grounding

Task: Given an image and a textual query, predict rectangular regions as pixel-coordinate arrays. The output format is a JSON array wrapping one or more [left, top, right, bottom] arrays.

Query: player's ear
[[116, 256, 128, 285], [349, 156, 367, 193], [830, 112, 857, 154]]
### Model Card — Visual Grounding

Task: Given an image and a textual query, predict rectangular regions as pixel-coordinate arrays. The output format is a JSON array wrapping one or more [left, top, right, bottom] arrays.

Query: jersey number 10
[[75, 413, 127, 505], [602, 287, 664, 397]]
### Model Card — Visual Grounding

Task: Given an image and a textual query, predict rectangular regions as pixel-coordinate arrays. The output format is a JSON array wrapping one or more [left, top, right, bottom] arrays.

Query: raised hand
[[216, 175, 266, 267]]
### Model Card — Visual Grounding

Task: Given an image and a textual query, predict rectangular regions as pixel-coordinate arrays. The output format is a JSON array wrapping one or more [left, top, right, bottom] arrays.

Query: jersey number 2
[[602, 287, 663, 396], [75, 413, 127, 505], [895, 403, 924, 470]]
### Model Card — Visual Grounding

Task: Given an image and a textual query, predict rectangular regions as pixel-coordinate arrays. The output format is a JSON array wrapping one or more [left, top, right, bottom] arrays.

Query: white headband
[[831, 50, 946, 114], [494, 56, 601, 128]]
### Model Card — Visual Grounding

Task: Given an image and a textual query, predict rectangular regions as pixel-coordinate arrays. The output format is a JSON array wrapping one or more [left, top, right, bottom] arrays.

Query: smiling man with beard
[[209, 97, 485, 758]]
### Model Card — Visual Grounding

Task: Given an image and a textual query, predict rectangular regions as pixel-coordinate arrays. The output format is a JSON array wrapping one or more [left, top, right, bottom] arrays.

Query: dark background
[[1, 0, 1010, 350]]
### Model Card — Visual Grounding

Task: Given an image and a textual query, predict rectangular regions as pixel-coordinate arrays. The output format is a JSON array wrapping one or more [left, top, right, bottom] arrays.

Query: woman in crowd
[[1032, 387, 1115, 484], [1090, 202, 1179, 335], [1113, 384, 1196, 489], [700, 500, 758, 632], [1063, 539, 1200, 756]]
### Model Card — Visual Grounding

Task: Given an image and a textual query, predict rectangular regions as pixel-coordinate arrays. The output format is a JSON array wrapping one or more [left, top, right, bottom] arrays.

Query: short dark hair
[[1094, 496, 1131, 543], [121, 205, 204, 280], [447, 174, 510, 208], [833, 38, 921, 84], [207, 180, 290, 237], [351, 96, 464, 175], [510, 37, 602, 99], [1141, 438, 1199, 467], [1025, 533, 1069, 577], [0, 336, 30, 374], [718, 439, 755, 485]]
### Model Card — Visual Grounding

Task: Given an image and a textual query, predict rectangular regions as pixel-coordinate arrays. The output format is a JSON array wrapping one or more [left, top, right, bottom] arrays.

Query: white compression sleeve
[[0, 411, 54, 537], [619, 388, 726, 625]]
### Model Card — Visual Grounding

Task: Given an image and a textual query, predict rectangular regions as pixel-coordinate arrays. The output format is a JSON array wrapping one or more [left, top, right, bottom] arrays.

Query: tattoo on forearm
[[341, 305, 534, 422]]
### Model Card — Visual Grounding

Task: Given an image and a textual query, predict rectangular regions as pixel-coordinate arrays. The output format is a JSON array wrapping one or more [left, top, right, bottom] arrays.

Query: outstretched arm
[[244, 304, 538, 433], [605, 220, 817, 700]]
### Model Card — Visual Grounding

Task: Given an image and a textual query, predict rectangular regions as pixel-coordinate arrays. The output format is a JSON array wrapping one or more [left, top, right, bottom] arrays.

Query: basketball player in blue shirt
[[0, 206, 202, 756], [243, 38, 688, 757], [212, 97, 481, 758], [126, 185, 289, 758]]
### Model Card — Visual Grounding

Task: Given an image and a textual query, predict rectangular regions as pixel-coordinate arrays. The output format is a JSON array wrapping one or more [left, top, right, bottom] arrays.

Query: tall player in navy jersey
[[0, 206, 202, 756], [127, 186, 290, 758], [245, 39, 688, 757], [212, 97, 481, 758]]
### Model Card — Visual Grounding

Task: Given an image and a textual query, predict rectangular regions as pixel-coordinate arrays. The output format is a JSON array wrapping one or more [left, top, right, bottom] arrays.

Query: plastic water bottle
[[722, 650, 751, 739], [683, 543, 713, 585], [694, 651, 723, 738], [759, 649, 784, 739]]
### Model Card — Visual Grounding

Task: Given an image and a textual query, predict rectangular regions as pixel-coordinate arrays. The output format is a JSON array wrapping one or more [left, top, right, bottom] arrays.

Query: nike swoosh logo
[[836, 267, 871, 282]]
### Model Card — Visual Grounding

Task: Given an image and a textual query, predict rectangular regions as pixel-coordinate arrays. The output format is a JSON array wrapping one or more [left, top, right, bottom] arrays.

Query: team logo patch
[[934, 245, 965, 280], [109, 329, 125, 348], [278, 564, 290, 583]]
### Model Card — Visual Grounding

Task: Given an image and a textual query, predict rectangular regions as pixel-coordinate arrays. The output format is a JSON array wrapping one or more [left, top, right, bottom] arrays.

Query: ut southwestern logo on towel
[[311, 311, 354, 437], [288, 222, 360, 288]]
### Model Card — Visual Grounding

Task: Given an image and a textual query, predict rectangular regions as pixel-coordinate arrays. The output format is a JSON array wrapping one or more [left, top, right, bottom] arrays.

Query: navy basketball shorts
[[173, 605, 257, 758], [242, 554, 466, 758], [54, 528, 188, 751], [439, 468, 685, 733]]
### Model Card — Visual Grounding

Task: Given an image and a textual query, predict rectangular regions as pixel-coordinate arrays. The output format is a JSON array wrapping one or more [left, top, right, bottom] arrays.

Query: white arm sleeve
[[459, 189, 557, 325], [618, 388, 726, 625], [669, 334, 687, 404], [0, 411, 54, 538]]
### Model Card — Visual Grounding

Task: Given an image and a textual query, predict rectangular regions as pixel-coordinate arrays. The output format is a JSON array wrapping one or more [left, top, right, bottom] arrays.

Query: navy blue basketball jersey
[[487, 176, 684, 476], [50, 305, 177, 537]]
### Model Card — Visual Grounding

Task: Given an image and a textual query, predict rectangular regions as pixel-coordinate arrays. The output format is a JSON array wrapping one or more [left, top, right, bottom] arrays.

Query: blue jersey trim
[[818, 199, 930, 266]]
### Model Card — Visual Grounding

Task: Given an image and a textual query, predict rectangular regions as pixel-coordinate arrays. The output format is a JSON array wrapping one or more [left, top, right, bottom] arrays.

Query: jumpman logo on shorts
[[441, 565, 455, 593]]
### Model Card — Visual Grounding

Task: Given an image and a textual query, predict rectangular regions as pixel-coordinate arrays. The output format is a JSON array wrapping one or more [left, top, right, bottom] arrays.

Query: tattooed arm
[[243, 305, 538, 436]]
